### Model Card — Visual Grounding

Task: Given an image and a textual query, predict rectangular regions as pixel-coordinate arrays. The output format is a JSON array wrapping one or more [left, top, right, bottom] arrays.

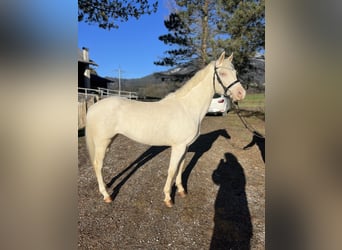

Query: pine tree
[[155, 0, 218, 69], [177, 0, 218, 67], [216, 0, 265, 73], [154, 13, 194, 67], [156, 0, 265, 79]]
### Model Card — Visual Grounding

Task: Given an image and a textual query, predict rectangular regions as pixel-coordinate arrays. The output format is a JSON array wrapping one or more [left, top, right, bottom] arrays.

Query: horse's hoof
[[178, 191, 187, 198], [164, 200, 173, 208], [104, 196, 112, 203]]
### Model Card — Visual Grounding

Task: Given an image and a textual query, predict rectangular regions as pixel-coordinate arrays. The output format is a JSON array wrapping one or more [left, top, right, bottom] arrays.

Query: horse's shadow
[[106, 145, 168, 201], [243, 131, 265, 163], [210, 153, 253, 249], [182, 129, 231, 193], [106, 129, 231, 201]]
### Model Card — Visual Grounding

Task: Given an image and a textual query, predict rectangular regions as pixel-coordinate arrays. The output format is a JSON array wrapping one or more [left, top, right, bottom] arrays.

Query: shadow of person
[[210, 153, 253, 250], [243, 131, 265, 163], [182, 129, 231, 193]]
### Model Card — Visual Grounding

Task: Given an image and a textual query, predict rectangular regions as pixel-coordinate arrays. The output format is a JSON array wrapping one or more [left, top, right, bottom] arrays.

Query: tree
[[156, 0, 265, 78], [78, 0, 158, 29], [216, 0, 265, 73], [154, 13, 194, 67], [155, 0, 218, 69]]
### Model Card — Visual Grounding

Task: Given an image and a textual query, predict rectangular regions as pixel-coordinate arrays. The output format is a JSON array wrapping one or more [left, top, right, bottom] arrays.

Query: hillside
[[103, 54, 265, 98]]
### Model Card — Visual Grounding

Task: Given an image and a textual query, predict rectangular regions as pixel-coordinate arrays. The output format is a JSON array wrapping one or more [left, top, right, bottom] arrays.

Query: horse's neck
[[177, 68, 215, 120]]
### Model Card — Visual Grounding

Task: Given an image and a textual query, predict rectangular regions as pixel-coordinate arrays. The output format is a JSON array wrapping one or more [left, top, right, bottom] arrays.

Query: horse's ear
[[217, 51, 226, 66], [227, 53, 234, 62]]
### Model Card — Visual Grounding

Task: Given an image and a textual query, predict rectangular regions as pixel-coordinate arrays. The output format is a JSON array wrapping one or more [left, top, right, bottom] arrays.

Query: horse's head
[[214, 52, 246, 102]]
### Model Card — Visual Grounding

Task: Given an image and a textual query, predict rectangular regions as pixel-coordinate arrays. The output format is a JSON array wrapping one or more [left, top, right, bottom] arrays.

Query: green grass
[[238, 93, 265, 111]]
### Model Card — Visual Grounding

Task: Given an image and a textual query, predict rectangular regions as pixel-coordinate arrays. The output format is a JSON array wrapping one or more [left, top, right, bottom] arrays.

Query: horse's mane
[[164, 61, 215, 99]]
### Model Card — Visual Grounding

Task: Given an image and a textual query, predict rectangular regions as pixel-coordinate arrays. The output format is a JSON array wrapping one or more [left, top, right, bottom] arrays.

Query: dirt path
[[78, 112, 265, 249]]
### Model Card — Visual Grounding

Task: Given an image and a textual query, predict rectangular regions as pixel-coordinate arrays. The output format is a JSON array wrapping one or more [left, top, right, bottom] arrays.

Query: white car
[[207, 94, 231, 115]]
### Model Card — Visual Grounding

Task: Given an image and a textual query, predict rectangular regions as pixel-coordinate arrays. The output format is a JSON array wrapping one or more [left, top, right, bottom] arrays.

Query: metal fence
[[78, 87, 138, 100], [97, 87, 138, 99]]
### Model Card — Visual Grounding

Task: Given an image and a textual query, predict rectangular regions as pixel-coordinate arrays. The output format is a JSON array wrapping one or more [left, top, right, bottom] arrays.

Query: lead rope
[[224, 103, 265, 151], [234, 102, 265, 139]]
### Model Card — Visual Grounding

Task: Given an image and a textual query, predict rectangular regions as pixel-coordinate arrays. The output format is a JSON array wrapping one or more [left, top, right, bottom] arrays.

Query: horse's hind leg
[[93, 138, 112, 203], [175, 158, 187, 197], [163, 144, 187, 207]]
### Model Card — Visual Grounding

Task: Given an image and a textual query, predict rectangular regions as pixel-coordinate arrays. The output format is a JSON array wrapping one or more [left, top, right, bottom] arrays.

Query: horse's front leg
[[163, 145, 187, 208]]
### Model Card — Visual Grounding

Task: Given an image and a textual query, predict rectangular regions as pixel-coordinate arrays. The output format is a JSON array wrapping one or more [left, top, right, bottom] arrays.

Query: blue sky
[[78, 1, 173, 79]]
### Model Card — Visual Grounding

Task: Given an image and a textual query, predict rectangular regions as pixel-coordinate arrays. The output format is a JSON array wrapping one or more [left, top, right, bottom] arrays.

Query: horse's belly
[[111, 99, 198, 146], [118, 112, 197, 146], [120, 128, 170, 146]]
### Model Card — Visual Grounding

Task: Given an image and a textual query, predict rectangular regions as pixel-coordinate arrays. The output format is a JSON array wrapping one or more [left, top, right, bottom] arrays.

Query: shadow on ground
[[210, 153, 253, 250], [182, 129, 231, 192], [106, 129, 231, 202], [107, 145, 168, 200], [243, 131, 265, 163]]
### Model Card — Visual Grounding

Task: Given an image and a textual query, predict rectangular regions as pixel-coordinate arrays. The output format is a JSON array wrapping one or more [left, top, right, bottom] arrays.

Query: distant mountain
[[153, 58, 201, 82], [102, 54, 264, 97], [239, 53, 265, 88], [153, 54, 265, 87], [105, 73, 162, 90]]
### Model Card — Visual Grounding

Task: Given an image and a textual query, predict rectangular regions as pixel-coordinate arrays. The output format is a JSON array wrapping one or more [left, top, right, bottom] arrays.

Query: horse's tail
[[85, 117, 95, 166], [85, 97, 120, 165]]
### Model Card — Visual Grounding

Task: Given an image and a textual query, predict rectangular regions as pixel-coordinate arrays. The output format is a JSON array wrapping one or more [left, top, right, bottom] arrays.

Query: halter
[[213, 66, 241, 96]]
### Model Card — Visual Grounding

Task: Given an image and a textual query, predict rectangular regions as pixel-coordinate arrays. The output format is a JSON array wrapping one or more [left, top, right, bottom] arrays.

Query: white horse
[[85, 52, 246, 207]]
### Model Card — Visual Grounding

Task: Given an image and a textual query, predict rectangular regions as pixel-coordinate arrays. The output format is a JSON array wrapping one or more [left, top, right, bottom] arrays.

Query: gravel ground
[[78, 111, 265, 249]]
